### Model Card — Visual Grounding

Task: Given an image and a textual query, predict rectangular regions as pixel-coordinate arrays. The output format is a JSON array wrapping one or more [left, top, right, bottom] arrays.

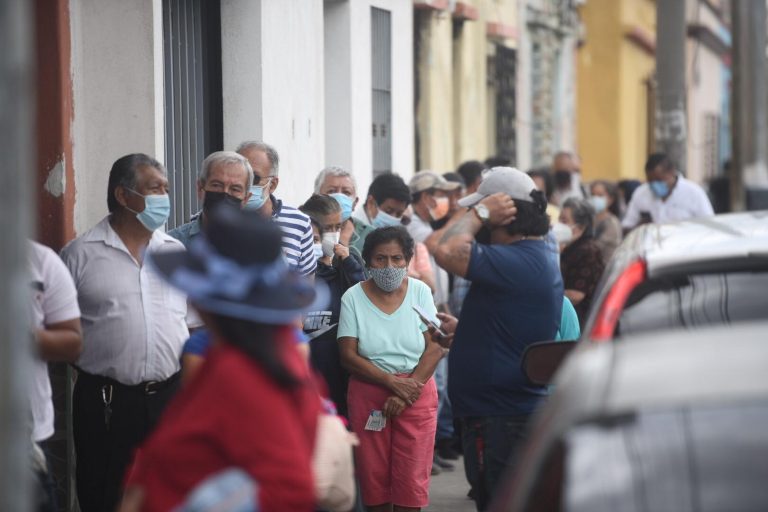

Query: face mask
[[321, 232, 340, 258], [554, 170, 572, 189], [312, 243, 324, 260], [203, 191, 243, 215], [368, 266, 407, 292], [429, 196, 450, 221], [330, 193, 354, 222], [125, 189, 170, 232], [371, 209, 402, 229], [245, 180, 271, 210], [589, 196, 607, 214], [552, 222, 573, 246], [475, 225, 492, 245], [649, 180, 670, 198]]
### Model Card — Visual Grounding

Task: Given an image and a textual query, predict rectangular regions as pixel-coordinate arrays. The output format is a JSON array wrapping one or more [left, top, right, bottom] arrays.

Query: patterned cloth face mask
[[368, 266, 407, 292]]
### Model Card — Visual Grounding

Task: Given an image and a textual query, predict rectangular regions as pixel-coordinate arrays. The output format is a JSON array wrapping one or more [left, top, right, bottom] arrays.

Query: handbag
[[312, 413, 359, 511]]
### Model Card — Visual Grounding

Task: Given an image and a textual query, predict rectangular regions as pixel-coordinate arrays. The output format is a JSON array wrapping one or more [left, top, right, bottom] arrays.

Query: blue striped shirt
[[271, 196, 317, 275]]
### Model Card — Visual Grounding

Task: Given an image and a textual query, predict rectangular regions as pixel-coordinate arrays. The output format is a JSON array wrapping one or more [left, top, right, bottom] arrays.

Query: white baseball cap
[[458, 167, 539, 208]]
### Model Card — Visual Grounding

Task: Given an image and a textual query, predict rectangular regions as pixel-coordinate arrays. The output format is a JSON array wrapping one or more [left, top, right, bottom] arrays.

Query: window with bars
[[494, 45, 517, 164], [162, 0, 223, 229], [371, 7, 392, 178], [703, 113, 721, 179]]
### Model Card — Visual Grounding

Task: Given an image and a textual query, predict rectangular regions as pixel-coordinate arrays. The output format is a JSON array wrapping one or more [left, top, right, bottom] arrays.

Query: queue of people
[[24, 142, 717, 512]]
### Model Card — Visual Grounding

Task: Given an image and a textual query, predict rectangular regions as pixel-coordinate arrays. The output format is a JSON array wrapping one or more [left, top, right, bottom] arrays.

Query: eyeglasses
[[253, 176, 274, 186]]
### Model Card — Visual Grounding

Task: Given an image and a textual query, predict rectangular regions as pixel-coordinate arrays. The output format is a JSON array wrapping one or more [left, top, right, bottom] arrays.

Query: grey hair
[[313, 166, 357, 194], [235, 140, 280, 176], [198, 151, 254, 190], [563, 197, 596, 237]]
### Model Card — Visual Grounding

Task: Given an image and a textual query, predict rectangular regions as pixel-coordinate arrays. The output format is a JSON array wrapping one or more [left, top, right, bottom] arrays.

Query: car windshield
[[615, 270, 768, 337], [562, 402, 768, 512]]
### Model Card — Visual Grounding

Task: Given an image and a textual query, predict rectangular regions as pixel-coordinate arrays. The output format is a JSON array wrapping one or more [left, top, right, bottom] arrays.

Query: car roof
[[635, 210, 768, 275], [549, 323, 768, 425]]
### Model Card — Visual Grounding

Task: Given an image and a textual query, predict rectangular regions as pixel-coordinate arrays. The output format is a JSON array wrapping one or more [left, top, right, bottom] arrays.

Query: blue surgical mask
[[312, 243, 324, 260], [649, 180, 670, 198], [245, 179, 271, 210], [371, 209, 402, 229], [330, 193, 354, 222], [589, 196, 607, 213], [125, 189, 170, 232]]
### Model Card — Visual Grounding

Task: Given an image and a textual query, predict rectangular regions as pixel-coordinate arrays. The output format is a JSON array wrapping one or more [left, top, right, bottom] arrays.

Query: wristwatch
[[472, 203, 490, 224]]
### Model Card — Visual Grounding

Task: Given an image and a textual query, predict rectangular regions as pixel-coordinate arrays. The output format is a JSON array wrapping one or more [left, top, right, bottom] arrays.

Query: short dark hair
[[527, 168, 555, 201], [107, 153, 164, 213], [367, 173, 411, 206], [484, 155, 512, 168], [361, 226, 415, 266], [456, 160, 484, 187], [299, 194, 341, 229], [563, 197, 596, 237], [504, 190, 550, 237], [644, 153, 675, 174]]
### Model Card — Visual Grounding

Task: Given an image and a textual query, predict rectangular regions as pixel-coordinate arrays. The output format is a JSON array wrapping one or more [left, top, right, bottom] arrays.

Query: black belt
[[75, 368, 181, 396]]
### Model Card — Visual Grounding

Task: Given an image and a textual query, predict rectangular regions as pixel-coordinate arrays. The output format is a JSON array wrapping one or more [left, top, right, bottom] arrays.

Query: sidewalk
[[425, 457, 475, 512]]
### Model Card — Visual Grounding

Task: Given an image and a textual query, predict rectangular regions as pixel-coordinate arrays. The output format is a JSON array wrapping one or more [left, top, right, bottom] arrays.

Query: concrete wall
[[325, 0, 415, 200], [222, 0, 325, 208], [69, 0, 164, 234]]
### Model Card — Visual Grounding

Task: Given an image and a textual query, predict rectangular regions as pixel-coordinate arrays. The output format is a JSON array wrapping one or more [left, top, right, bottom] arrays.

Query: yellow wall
[[577, 0, 655, 182], [416, 0, 518, 173], [416, 10, 455, 172]]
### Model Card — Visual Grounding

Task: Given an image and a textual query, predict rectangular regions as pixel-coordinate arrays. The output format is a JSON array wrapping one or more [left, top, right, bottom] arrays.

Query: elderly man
[[168, 151, 253, 249], [237, 141, 316, 275], [551, 151, 585, 206], [314, 166, 373, 260], [60, 154, 193, 512], [623, 152, 714, 230]]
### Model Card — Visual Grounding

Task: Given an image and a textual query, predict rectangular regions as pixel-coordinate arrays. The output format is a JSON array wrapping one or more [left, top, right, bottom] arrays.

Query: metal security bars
[[494, 45, 517, 165], [162, 0, 223, 229], [371, 7, 392, 177]]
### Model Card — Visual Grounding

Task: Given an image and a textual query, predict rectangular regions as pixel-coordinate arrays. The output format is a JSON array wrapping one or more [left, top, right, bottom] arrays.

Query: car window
[[561, 403, 768, 512], [616, 271, 768, 337]]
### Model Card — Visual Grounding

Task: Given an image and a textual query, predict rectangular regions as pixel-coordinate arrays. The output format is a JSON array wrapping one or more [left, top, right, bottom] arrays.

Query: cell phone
[[639, 211, 653, 224], [412, 305, 448, 337]]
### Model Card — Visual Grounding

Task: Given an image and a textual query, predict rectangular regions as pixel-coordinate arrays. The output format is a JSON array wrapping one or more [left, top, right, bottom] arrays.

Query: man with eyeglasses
[[237, 140, 316, 276]]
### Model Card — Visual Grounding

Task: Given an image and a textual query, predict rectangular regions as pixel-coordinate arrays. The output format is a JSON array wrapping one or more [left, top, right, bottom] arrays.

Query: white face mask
[[321, 232, 340, 258], [312, 243, 324, 260], [552, 222, 573, 246]]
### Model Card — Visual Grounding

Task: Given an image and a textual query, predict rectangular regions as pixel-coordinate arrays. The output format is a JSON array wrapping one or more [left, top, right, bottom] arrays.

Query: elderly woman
[[589, 180, 623, 263], [559, 198, 606, 325], [338, 226, 444, 512]]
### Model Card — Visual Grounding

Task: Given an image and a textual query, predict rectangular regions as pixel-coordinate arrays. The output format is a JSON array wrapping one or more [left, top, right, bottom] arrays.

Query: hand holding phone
[[412, 305, 448, 338]]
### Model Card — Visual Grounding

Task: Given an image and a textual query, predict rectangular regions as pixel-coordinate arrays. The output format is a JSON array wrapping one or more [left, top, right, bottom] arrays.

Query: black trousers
[[73, 371, 179, 512]]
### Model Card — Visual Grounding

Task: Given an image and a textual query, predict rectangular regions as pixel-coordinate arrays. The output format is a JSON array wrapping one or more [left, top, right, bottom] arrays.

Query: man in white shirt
[[60, 153, 191, 512], [29, 240, 82, 510], [622, 153, 715, 230]]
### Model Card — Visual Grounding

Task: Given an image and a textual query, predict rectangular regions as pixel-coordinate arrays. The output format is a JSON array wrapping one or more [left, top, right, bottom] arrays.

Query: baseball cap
[[458, 167, 539, 208], [408, 170, 461, 194]]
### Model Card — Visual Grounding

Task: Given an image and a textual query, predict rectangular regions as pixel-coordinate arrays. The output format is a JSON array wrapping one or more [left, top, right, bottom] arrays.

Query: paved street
[[426, 457, 475, 512]]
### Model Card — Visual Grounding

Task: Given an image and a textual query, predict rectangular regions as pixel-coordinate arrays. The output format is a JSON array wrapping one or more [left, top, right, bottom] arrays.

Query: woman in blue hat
[[121, 207, 329, 512]]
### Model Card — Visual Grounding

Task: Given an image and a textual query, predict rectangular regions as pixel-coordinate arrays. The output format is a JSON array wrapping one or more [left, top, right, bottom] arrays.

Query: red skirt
[[347, 376, 438, 508]]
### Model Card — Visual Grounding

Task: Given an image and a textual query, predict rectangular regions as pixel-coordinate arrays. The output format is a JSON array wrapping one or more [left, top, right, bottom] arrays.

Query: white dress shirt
[[622, 175, 714, 229], [60, 217, 190, 385], [29, 241, 81, 441]]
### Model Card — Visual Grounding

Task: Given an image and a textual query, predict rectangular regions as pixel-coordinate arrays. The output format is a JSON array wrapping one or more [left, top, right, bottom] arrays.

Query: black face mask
[[554, 169, 572, 189], [475, 226, 492, 245], [203, 191, 243, 215]]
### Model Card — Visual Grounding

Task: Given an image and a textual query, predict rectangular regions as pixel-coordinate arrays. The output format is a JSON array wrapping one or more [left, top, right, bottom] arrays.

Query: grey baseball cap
[[409, 170, 462, 194], [458, 167, 539, 207]]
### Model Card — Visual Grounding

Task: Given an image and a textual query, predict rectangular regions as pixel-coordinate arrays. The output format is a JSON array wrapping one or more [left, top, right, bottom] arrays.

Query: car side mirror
[[522, 341, 578, 385]]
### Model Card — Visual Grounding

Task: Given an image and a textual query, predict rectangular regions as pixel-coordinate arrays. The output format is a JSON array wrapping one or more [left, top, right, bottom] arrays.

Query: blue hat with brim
[[149, 207, 328, 325]]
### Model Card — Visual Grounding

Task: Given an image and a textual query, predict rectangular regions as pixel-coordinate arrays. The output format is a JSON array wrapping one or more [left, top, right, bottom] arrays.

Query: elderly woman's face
[[369, 240, 408, 269]]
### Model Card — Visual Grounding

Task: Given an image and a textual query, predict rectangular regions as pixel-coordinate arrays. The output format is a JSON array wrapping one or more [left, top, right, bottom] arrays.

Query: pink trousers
[[348, 376, 438, 508]]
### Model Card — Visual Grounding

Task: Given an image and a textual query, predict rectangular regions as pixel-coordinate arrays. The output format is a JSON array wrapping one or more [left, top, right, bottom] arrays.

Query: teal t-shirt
[[555, 297, 581, 341], [337, 278, 436, 374]]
